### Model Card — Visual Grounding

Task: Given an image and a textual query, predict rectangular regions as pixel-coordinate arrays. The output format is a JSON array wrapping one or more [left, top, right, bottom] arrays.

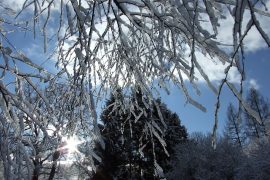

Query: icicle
[[151, 120, 164, 136], [86, 92, 105, 149], [134, 111, 143, 123], [227, 82, 261, 124], [193, 55, 218, 95], [15, 75, 24, 101], [251, 12, 270, 47], [204, 0, 219, 35], [66, 4, 74, 35], [75, 48, 84, 62], [148, 122, 169, 157], [154, 161, 165, 179], [153, 101, 167, 128], [88, 149, 102, 163], [177, 68, 207, 112]]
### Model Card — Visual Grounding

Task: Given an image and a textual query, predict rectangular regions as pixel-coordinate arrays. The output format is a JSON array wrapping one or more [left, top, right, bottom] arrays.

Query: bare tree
[[225, 103, 245, 148], [0, 83, 65, 179], [245, 87, 270, 142]]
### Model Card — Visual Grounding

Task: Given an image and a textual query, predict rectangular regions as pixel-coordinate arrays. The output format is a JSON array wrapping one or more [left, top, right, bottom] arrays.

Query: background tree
[[0, 82, 88, 179], [222, 88, 270, 179], [225, 87, 270, 149], [166, 133, 244, 180], [244, 87, 270, 142], [224, 103, 246, 147], [0, 83, 57, 179], [235, 137, 270, 180], [94, 89, 187, 179]]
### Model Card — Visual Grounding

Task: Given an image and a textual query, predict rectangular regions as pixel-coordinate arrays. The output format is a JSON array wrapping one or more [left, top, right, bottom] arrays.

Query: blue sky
[[160, 48, 270, 134], [2, 0, 270, 135], [8, 30, 268, 135]]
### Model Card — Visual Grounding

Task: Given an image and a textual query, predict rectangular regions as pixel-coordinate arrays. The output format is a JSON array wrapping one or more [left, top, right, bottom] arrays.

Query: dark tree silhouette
[[245, 88, 270, 141], [224, 103, 245, 147], [94, 89, 187, 179], [166, 133, 244, 180]]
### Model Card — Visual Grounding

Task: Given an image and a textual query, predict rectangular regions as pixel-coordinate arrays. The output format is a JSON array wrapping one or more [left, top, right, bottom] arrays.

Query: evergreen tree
[[94, 89, 187, 179]]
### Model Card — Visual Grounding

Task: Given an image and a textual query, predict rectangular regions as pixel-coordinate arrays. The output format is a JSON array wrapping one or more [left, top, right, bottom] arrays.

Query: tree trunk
[[48, 150, 60, 180]]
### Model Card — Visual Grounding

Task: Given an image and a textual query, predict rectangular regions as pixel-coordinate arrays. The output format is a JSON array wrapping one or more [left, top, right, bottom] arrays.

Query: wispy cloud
[[248, 78, 260, 90]]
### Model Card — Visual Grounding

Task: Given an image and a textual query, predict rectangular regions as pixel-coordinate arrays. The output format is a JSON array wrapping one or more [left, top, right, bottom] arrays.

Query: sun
[[63, 136, 81, 154]]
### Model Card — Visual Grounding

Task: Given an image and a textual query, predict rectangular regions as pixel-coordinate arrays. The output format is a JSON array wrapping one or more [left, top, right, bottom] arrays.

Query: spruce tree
[[94, 89, 187, 179]]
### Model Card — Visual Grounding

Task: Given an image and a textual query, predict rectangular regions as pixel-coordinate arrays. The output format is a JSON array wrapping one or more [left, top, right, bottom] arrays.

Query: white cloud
[[3, 1, 268, 87], [193, 52, 241, 83], [195, 5, 270, 85], [248, 78, 260, 90], [216, 7, 270, 53], [2, 0, 68, 14]]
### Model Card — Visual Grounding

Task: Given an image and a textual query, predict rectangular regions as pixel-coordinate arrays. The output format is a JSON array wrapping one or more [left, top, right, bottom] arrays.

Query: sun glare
[[63, 136, 81, 154]]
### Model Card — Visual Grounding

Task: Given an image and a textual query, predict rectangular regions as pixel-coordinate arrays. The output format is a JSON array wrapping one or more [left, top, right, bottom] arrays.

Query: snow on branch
[[1, 0, 270, 178]]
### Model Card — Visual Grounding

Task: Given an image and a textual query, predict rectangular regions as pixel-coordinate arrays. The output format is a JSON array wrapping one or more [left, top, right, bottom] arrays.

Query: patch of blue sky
[[159, 48, 270, 134], [2, 0, 270, 135], [4, 31, 270, 136]]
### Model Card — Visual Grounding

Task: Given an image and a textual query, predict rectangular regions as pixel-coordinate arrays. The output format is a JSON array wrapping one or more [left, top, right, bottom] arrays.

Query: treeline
[[90, 87, 270, 180], [167, 132, 270, 180], [225, 87, 269, 147], [1, 84, 269, 180]]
